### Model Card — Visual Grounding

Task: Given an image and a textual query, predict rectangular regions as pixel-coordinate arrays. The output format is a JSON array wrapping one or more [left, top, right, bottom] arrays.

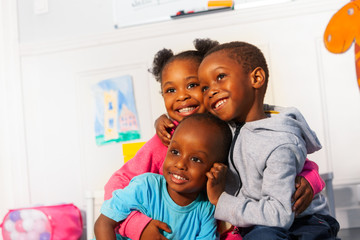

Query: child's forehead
[[171, 57, 200, 66], [177, 118, 211, 130], [163, 59, 199, 74], [172, 123, 219, 153], [202, 50, 237, 65], [175, 119, 219, 141]]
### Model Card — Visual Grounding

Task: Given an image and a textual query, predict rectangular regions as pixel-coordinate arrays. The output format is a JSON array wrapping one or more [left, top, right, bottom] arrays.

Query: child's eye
[[165, 88, 176, 93], [202, 86, 209, 92], [191, 157, 202, 163], [216, 73, 226, 81], [171, 149, 179, 155], [187, 83, 199, 89]]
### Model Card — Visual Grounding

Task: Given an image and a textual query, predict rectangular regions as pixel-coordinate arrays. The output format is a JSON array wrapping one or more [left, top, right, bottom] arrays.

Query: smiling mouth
[[170, 173, 189, 184], [213, 98, 227, 110], [176, 106, 199, 115]]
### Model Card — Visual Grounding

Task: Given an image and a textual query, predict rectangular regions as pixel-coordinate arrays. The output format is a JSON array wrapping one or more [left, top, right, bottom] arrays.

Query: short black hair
[[177, 113, 232, 163], [205, 41, 269, 89], [149, 38, 219, 83]]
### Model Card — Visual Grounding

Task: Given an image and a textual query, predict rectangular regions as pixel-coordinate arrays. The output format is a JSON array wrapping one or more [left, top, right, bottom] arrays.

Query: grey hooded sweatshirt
[[215, 105, 329, 229]]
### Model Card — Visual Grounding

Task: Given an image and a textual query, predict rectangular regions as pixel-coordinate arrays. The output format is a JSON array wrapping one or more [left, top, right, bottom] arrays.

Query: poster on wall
[[92, 75, 141, 146]]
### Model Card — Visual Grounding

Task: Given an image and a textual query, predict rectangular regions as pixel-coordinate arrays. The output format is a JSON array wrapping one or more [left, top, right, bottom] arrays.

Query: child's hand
[[94, 214, 118, 240], [140, 219, 171, 240], [292, 176, 313, 216], [206, 163, 228, 206], [155, 114, 174, 146]]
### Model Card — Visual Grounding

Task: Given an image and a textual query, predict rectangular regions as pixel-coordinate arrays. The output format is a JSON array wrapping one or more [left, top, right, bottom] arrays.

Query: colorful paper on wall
[[122, 141, 146, 163], [92, 75, 141, 146]]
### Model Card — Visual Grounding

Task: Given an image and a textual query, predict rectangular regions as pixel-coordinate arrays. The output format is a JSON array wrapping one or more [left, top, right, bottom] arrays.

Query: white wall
[[17, 0, 114, 43], [0, 0, 31, 221], [1, 0, 360, 233]]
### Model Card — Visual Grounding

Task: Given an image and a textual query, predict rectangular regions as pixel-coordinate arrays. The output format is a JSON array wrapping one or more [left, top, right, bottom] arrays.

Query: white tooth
[[178, 107, 195, 113], [215, 99, 226, 109], [173, 174, 186, 180]]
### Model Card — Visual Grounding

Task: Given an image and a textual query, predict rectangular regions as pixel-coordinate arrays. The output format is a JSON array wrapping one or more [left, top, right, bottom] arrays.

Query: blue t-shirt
[[101, 173, 218, 240]]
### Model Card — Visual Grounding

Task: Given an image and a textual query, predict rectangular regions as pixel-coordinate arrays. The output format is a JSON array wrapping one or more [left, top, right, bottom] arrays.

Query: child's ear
[[250, 67, 266, 89]]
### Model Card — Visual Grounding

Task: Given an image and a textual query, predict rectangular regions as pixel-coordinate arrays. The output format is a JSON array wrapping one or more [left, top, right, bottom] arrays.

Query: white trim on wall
[[0, 0, 31, 217], [315, 37, 333, 174]]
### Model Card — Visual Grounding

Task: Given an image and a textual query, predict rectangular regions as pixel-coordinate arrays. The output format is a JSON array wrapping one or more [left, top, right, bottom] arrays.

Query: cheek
[[194, 93, 206, 110], [192, 169, 208, 183], [196, 175, 208, 189], [162, 159, 172, 174], [203, 98, 212, 111], [163, 96, 174, 110], [193, 92, 203, 102]]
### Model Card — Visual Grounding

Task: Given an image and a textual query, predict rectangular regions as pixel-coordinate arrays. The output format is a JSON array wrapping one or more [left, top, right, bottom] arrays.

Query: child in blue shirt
[[94, 113, 232, 240]]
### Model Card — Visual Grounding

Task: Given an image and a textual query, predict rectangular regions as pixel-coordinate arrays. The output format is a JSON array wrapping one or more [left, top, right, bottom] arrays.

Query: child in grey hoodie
[[199, 41, 340, 239]]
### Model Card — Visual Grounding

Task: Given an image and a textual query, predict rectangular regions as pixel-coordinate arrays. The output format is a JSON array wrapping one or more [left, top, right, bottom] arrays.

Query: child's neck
[[241, 95, 268, 122], [167, 185, 200, 206], [247, 111, 268, 122], [237, 103, 268, 123]]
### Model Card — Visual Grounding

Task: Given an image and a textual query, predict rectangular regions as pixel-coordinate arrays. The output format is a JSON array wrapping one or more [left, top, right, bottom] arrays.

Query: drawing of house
[[93, 75, 141, 146], [119, 104, 139, 132]]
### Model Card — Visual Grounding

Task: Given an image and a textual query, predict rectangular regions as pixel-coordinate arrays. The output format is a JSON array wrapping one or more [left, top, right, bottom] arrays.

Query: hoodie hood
[[245, 104, 322, 154]]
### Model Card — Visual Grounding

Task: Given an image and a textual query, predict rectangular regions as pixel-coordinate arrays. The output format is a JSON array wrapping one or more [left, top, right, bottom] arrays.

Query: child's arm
[[206, 163, 228, 206], [292, 158, 325, 215], [292, 176, 313, 215], [139, 219, 172, 240], [94, 214, 118, 240], [103, 135, 169, 240], [298, 159, 325, 195], [118, 213, 171, 240], [212, 145, 305, 229], [154, 114, 175, 146]]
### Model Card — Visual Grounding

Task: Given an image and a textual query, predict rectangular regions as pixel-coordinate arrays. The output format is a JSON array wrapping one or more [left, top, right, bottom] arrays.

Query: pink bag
[[0, 203, 83, 240]]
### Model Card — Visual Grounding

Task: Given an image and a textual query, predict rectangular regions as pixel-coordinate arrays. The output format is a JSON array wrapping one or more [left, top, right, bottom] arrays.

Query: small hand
[[206, 163, 228, 206], [292, 176, 313, 216], [155, 114, 174, 146], [140, 219, 171, 240]]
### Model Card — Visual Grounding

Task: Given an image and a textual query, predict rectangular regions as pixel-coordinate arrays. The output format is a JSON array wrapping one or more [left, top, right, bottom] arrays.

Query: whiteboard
[[112, 0, 293, 28], [113, 0, 208, 28]]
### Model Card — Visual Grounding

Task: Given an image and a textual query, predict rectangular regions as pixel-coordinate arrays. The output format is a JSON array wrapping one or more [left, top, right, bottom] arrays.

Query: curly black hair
[[205, 41, 269, 84], [149, 38, 219, 83]]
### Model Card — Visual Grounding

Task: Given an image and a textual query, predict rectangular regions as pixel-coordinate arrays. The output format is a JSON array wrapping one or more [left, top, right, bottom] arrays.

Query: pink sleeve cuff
[[299, 159, 325, 196], [117, 211, 152, 240]]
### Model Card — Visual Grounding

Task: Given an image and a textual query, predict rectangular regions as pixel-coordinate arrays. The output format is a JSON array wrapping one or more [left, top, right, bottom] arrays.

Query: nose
[[176, 90, 190, 101], [175, 157, 187, 170], [208, 87, 219, 99]]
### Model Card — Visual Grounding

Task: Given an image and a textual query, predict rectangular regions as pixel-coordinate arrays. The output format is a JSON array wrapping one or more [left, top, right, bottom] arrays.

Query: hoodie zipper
[[230, 122, 244, 196]]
